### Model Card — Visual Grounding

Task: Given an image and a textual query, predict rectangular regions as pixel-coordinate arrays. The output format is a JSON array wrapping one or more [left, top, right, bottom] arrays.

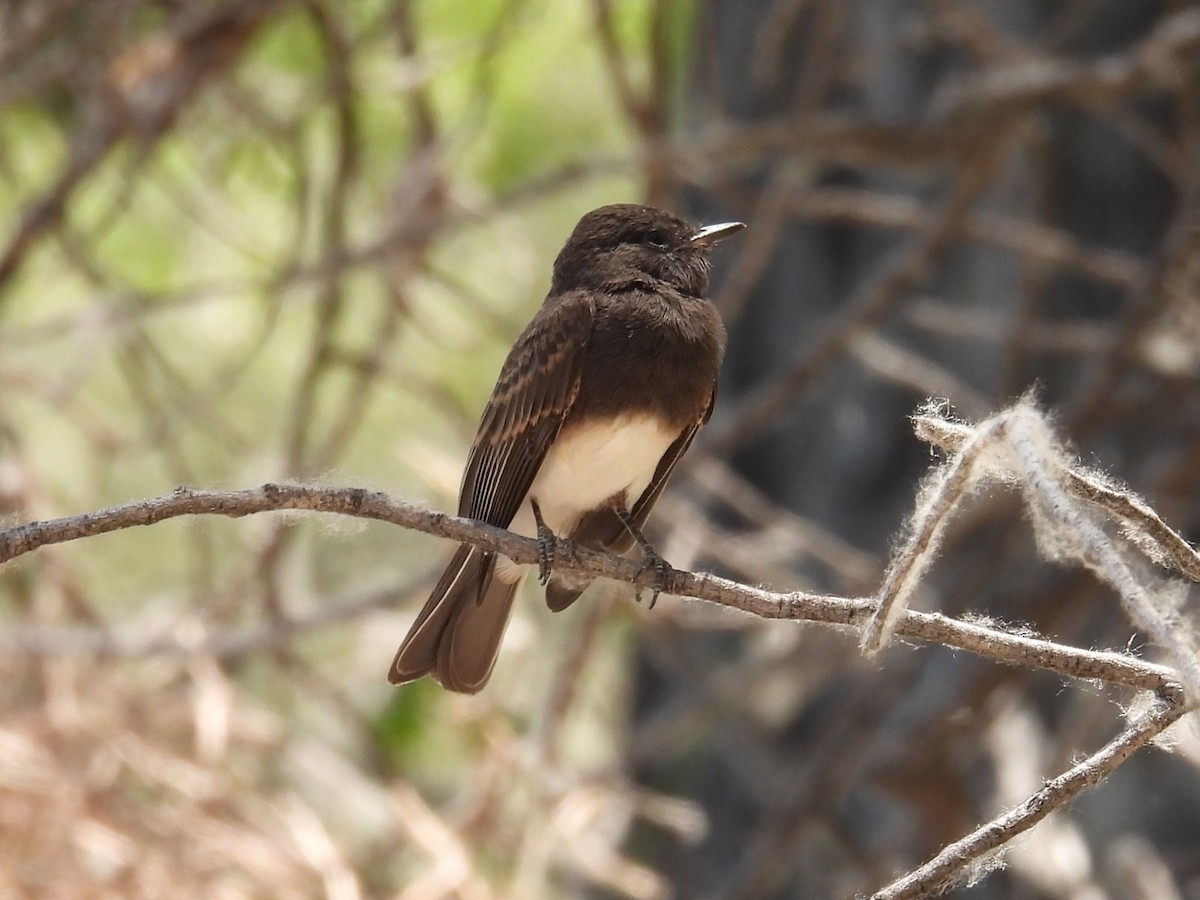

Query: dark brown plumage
[[389, 203, 744, 692]]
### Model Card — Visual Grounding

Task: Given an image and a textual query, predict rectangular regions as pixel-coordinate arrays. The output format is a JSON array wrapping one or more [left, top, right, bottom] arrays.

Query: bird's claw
[[612, 504, 674, 609], [635, 550, 673, 609], [531, 499, 556, 586]]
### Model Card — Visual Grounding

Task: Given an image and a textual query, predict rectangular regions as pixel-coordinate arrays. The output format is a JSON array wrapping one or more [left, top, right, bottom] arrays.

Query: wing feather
[[459, 293, 593, 528]]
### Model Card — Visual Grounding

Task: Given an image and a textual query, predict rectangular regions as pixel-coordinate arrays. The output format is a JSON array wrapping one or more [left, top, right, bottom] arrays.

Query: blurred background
[[2, 1, 1200, 897]]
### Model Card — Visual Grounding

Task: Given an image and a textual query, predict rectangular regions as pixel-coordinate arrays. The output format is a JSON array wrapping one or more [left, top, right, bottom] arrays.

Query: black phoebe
[[389, 204, 744, 692]]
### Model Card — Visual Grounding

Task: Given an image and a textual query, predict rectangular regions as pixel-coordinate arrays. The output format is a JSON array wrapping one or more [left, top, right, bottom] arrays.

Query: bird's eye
[[645, 230, 669, 249]]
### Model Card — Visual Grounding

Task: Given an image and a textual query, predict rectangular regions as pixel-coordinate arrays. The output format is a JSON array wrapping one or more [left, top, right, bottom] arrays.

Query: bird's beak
[[690, 221, 746, 247]]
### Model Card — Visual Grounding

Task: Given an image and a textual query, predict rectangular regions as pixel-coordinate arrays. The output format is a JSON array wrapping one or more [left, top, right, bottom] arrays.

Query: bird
[[389, 203, 744, 692]]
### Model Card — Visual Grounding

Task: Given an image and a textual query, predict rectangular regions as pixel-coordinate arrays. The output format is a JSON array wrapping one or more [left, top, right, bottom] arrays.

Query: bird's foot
[[531, 499, 556, 586], [614, 505, 673, 609], [634, 550, 674, 609]]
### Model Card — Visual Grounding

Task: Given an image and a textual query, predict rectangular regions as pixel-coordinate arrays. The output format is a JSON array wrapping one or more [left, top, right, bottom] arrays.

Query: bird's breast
[[573, 296, 724, 427], [507, 413, 677, 542]]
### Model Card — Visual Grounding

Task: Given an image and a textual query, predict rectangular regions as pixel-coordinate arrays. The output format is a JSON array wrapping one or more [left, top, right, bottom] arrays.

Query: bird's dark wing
[[459, 292, 594, 527], [627, 389, 713, 531]]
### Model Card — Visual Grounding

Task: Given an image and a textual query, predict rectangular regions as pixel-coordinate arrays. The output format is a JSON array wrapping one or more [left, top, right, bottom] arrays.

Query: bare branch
[[916, 415, 1200, 582], [870, 691, 1191, 900], [869, 400, 1200, 699], [0, 482, 1182, 695]]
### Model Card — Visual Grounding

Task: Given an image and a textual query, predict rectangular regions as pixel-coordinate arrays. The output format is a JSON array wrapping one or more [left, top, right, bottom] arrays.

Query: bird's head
[[550, 204, 744, 297]]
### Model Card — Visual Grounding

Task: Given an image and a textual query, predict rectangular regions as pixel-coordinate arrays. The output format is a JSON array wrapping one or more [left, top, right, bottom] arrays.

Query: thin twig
[[916, 415, 1200, 582], [870, 690, 1191, 900]]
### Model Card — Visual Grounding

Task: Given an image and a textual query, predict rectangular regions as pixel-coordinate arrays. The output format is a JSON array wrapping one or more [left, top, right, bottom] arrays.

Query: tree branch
[[870, 689, 1191, 900], [0, 483, 1181, 695]]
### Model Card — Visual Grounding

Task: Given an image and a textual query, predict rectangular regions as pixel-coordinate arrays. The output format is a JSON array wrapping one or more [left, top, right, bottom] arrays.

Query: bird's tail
[[389, 545, 520, 693]]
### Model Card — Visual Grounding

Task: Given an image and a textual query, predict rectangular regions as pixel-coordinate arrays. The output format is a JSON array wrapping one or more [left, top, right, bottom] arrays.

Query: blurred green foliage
[[0, 0, 669, 613], [0, 3, 697, 892]]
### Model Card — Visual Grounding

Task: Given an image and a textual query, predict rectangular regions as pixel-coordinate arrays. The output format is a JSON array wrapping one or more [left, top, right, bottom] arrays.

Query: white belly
[[494, 414, 677, 582]]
